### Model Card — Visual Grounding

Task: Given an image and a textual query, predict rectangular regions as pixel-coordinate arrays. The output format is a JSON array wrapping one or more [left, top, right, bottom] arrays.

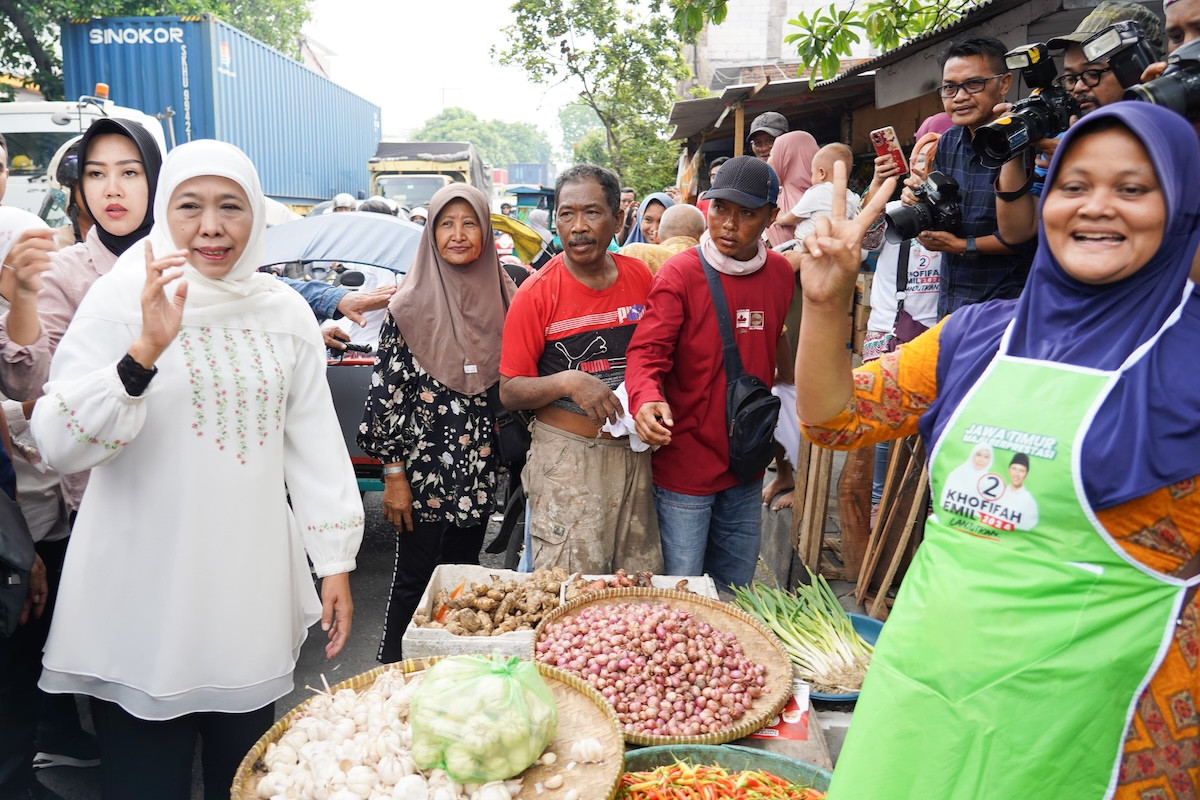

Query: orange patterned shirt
[[802, 323, 1200, 799]]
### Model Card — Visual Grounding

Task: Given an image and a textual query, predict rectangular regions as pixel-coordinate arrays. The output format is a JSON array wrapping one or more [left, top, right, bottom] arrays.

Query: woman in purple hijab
[[794, 102, 1200, 798]]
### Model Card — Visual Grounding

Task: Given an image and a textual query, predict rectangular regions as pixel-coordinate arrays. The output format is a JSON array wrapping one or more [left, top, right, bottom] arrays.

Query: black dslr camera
[[1081, 20, 1161, 88], [883, 172, 963, 244], [973, 43, 1081, 167], [1125, 38, 1200, 119]]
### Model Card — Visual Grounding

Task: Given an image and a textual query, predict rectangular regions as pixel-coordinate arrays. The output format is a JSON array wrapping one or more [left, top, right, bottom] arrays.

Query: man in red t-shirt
[[499, 165, 662, 574], [627, 156, 795, 588]]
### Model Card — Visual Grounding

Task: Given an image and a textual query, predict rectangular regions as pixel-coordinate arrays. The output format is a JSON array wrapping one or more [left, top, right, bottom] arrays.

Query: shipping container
[[61, 15, 381, 207]]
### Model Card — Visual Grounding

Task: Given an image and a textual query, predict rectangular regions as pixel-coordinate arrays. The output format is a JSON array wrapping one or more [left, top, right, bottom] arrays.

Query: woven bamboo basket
[[230, 656, 625, 799], [531, 588, 793, 747]]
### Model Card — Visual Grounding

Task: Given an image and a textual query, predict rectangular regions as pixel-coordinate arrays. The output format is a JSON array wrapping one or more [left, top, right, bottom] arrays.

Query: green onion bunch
[[732, 568, 873, 695]]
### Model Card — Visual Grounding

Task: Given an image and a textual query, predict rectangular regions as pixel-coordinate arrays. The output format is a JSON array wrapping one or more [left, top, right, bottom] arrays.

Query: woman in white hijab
[[30, 140, 363, 799]]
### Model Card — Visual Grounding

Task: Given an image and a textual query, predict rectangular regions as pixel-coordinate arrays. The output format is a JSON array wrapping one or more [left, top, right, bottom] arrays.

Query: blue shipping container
[[62, 15, 381, 206]]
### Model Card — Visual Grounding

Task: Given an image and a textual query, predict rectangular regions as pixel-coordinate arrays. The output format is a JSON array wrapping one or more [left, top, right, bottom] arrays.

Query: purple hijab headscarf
[[922, 103, 1200, 509]]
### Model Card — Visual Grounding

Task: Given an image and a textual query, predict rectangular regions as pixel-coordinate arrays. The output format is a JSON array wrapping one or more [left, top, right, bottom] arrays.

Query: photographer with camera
[[902, 37, 1035, 319], [1124, 0, 1200, 129], [994, 2, 1164, 245], [1053, 2, 1164, 115]]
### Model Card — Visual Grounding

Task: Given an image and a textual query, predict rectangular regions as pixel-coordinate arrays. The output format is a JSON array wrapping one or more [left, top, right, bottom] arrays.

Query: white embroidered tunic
[[31, 269, 364, 720]]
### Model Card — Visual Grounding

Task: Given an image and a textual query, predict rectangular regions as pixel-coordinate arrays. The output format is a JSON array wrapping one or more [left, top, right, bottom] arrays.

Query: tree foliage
[[412, 107, 553, 169], [785, 0, 981, 83], [0, 0, 311, 100], [558, 102, 603, 161], [668, 0, 977, 84], [497, 0, 689, 193], [667, 0, 727, 39]]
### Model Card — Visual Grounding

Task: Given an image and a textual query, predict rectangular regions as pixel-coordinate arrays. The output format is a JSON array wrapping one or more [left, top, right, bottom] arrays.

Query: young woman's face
[[81, 133, 149, 238], [640, 200, 666, 244], [167, 175, 253, 279], [434, 198, 484, 266], [1042, 127, 1165, 285]]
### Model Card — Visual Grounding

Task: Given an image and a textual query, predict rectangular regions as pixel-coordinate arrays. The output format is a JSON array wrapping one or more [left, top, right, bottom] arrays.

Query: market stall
[[231, 571, 865, 800]]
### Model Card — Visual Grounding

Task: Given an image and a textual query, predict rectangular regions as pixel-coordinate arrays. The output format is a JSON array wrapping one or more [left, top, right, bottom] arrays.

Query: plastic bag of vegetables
[[409, 654, 559, 782]]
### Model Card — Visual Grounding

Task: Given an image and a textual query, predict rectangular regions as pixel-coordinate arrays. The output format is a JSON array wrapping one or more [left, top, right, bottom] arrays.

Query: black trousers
[[0, 536, 68, 795], [377, 518, 487, 663], [91, 699, 273, 800]]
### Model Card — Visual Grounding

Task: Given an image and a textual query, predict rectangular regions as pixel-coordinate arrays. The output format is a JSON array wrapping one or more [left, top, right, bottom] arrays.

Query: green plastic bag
[[409, 654, 559, 782]]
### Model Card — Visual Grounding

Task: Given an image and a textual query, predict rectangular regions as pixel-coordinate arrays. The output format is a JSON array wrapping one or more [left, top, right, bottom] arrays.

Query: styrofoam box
[[561, 574, 720, 603], [401, 564, 537, 660]]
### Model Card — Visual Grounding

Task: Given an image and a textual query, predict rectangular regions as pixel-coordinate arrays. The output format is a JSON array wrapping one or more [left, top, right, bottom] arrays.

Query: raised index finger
[[144, 239, 157, 273], [831, 160, 848, 221]]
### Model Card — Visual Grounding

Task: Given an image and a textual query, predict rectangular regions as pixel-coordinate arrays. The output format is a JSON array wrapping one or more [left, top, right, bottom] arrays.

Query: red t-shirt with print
[[500, 252, 653, 416]]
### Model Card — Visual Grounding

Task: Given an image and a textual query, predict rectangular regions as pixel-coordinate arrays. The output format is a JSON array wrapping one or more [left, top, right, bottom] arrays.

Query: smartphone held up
[[871, 127, 908, 175]]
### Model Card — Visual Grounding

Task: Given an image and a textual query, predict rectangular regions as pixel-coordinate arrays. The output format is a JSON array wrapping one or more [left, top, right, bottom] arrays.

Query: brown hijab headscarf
[[387, 184, 517, 395]]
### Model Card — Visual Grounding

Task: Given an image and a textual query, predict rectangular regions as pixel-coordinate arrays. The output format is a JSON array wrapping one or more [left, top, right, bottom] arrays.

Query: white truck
[[0, 85, 168, 223]]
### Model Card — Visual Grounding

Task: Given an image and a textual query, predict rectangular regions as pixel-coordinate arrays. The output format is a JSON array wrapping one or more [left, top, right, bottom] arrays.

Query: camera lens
[[883, 203, 933, 244], [1125, 71, 1200, 118], [973, 114, 1036, 168]]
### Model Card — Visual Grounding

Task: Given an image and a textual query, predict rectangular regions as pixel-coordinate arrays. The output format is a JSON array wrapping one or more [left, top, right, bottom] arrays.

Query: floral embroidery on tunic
[[54, 394, 125, 450], [307, 512, 366, 535], [178, 325, 285, 463], [178, 329, 208, 435]]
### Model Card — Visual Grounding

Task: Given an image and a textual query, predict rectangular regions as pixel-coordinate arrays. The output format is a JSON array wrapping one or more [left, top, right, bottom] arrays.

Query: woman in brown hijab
[[359, 184, 517, 662]]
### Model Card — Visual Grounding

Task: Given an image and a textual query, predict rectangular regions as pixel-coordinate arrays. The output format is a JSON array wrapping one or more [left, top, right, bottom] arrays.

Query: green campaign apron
[[828, 321, 1197, 799]]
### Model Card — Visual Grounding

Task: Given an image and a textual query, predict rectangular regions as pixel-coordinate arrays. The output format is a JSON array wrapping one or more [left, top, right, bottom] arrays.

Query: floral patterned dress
[[358, 312, 499, 526]]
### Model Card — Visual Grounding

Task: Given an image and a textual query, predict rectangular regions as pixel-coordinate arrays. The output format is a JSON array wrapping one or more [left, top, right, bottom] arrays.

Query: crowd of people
[[3, 0, 1200, 796]]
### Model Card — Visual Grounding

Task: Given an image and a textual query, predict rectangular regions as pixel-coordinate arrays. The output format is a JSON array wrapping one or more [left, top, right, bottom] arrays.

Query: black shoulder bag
[[0, 489, 35, 637], [697, 246, 781, 483], [486, 383, 532, 470]]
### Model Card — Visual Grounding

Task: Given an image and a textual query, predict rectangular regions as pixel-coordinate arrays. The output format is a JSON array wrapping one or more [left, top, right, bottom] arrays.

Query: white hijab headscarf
[[110, 139, 279, 319]]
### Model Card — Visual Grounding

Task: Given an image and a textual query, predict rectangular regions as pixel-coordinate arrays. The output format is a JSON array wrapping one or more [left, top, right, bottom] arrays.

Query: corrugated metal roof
[[668, 73, 876, 141]]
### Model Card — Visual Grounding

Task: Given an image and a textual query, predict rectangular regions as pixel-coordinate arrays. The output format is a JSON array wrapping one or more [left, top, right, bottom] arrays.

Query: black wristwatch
[[963, 236, 978, 256]]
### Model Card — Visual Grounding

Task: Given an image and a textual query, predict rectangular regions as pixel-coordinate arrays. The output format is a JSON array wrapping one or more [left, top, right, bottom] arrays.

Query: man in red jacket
[[627, 156, 795, 589]]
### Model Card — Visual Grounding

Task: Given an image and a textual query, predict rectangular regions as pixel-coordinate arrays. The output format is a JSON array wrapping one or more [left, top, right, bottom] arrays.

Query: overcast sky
[[303, 0, 579, 143]]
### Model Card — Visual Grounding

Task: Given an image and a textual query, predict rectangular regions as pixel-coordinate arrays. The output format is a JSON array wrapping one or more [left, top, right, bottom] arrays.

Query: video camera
[[1081, 20, 1161, 88], [883, 172, 963, 244], [973, 43, 1081, 168], [1125, 38, 1200, 119]]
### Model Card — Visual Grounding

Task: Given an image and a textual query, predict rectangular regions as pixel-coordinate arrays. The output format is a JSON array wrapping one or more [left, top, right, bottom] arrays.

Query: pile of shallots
[[535, 603, 767, 738], [253, 668, 523, 800]]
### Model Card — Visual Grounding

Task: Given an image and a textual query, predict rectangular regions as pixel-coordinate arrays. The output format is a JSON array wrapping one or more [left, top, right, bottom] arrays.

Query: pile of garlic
[[254, 667, 524, 800]]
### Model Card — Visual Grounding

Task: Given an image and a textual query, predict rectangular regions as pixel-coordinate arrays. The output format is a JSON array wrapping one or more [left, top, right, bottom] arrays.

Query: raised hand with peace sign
[[794, 159, 895, 426]]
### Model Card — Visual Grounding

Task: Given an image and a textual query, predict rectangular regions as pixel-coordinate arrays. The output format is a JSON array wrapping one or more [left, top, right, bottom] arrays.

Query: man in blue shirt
[[903, 36, 1036, 318]]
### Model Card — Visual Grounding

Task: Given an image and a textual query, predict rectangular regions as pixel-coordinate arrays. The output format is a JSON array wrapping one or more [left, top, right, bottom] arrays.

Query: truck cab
[[0, 88, 167, 218], [367, 141, 492, 211]]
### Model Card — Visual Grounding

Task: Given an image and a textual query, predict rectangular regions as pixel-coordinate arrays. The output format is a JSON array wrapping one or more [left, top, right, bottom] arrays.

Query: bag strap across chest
[[696, 246, 747, 384]]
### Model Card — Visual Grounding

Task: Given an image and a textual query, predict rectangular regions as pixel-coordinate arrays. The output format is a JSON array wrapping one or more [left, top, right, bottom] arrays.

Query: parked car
[[262, 212, 422, 492]]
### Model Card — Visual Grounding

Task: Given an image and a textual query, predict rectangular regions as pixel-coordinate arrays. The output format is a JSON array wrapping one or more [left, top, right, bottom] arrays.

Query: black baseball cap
[[704, 156, 780, 209], [748, 112, 788, 141]]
